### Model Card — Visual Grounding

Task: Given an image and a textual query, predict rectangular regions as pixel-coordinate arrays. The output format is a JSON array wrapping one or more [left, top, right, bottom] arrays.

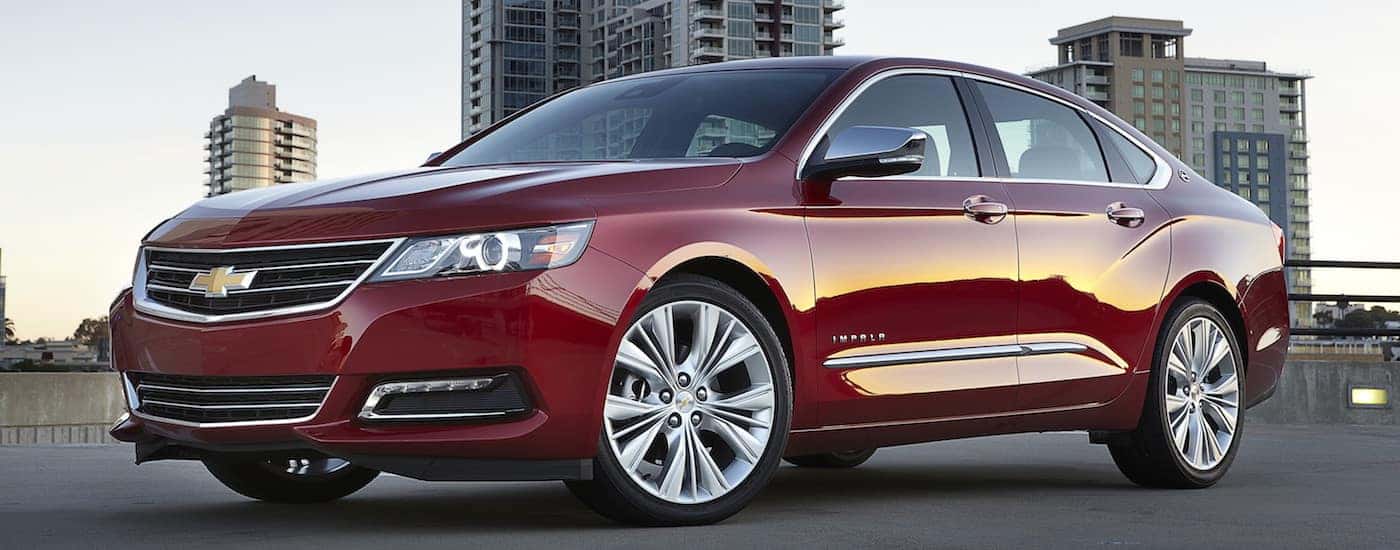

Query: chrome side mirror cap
[[802, 126, 925, 181]]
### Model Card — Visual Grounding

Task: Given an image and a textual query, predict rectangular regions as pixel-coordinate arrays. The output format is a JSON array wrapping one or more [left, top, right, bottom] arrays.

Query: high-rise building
[[1029, 17, 1312, 325], [204, 76, 318, 196], [462, 0, 846, 137]]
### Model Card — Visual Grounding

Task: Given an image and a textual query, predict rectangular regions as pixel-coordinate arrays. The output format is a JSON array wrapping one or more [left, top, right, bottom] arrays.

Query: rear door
[[805, 72, 1022, 426], [968, 80, 1172, 410]]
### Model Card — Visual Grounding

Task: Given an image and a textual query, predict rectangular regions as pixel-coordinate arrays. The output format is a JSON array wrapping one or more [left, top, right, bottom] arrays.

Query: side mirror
[[802, 126, 925, 181], [424, 151, 443, 164]]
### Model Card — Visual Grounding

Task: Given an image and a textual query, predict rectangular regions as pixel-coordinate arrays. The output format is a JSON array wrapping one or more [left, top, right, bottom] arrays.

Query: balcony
[[693, 7, 724, 20], [824, 0, 845, 10], [690, 46, 725, 59], [1280, 101, 1302, 112], [691, 26, 725, 40], [824, 14, 845, 28], [1084, 74, 1109, 85]]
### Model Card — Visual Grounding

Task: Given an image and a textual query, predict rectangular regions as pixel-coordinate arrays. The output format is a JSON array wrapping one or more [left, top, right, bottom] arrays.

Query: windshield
[[440, 69, 842, 167]]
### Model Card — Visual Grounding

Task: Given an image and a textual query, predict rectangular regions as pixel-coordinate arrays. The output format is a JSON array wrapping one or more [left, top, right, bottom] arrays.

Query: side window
[[1098, 124, 1158, 184], [975, 82, 1109, 182], [827, 75, 979, 177]]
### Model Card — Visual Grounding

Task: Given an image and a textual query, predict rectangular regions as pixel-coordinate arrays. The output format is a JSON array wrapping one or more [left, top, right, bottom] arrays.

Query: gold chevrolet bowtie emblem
[[188, 266, 256, 298]]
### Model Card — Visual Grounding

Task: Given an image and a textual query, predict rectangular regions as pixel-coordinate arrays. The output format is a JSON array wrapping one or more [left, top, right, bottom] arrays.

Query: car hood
[[147, 159, 741, 247]]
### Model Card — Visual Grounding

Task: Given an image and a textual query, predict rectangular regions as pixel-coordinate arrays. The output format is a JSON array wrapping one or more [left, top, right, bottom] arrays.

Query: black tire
[[1109, 299, 1245, 489], [203, 456, 378, 503], [785, 448, 877, 468], [565, 274, 793, 526]]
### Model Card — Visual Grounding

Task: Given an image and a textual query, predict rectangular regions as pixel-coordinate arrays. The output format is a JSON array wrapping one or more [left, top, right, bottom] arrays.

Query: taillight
[[1271, 222, 1286, 261]]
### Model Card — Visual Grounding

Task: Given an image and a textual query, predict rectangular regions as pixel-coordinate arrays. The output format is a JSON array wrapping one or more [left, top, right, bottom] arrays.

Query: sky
[[1, 0, 1397, 340]]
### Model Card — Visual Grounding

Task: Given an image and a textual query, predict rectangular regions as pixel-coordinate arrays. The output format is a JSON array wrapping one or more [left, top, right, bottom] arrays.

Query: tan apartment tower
[[204, 76, 318, 196]]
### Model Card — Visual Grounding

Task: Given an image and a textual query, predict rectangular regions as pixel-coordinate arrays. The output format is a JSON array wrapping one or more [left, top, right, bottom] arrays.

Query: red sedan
[[109, 56, 1289, 525]]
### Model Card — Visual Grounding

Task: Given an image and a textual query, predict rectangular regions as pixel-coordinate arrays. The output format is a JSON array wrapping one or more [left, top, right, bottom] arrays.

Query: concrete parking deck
[[2, 423, 1397, 549]]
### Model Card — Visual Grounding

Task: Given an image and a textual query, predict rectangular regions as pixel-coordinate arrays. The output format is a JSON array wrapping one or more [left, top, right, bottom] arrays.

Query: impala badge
[[188, 266, 256, 298], [833, 332, 887, 345]]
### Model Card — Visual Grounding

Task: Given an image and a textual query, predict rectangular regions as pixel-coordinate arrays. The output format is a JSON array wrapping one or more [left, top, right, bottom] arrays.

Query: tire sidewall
[[1152, 300, 1246, 485], [593, 276, 793, 523]]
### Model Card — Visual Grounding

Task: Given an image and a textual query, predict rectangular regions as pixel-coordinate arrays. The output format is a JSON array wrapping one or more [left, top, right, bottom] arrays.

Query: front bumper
[[109, 248, 644, 475]]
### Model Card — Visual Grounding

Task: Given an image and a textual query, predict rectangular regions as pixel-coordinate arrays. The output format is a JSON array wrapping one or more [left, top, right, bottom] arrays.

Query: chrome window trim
[[133, 237, 404, 324], [795, 68, 1172, 190], [124, 373, 340, 428], [824, 342, 1089, 369]]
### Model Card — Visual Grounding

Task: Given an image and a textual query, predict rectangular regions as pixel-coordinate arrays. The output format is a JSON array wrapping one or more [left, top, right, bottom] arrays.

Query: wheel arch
[[1163, 277, 1249, 376]]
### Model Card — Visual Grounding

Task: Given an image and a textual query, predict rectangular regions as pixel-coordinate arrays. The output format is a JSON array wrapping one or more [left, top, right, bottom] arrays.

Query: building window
[[1215, 122, 1227, 131], [1151, 70, 1164, 83], [1132, 85, 1145, 98], [1252, 124, 1265, 132], [1151, 103, 1164, 116], [1257, 140, 1270, 153], [1214, 106, 1227, 118], [1133, 101, 1146, 114], [1214, 90, 1226, 103], [1193, 137, 1205, 151], [1258, 172, 1270, 186], [1251, 109, 1265, 121], [1134, 118, 1147, 130], [1230, 91, 1245, 104], [1258, 155, 1270, 170], [1151, 86, 1164, 99], [1192, 121, 1204, 134], [1251, 92, 1264, 105], [1121, 33, 1144, 57], [1171, 103, 1181, 116], [1171, 119, 1181, 131], [1151, 35, 1178, 58], [1191, 105, 1204, 118], [1236, 138, 1249, 151], [1192, 153, 1206, 167], [1131, 68, 1144, 81]]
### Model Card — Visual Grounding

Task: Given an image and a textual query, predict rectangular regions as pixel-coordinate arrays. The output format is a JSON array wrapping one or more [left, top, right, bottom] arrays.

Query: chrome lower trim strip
[[792, 401, 1105, 433], [126, 373, 338, 428], [133, 238, 404, 324], [141, 399, 322, 410], [136, 383, 333, 394], [824, 342, 1089, 369]]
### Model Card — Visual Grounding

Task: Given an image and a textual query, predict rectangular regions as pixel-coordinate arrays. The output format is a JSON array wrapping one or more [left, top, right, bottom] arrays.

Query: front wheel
[[1109, 299, 1244, 488], [566, 275, 793, 526], [203, 456, 378, 503]]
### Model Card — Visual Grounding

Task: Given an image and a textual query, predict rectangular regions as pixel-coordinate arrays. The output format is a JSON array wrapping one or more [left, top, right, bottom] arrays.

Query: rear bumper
[[109, 248, 643, 470]]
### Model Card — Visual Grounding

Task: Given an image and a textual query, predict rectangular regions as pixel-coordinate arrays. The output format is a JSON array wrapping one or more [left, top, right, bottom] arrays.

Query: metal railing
[[1286, 259, 1400, 337]]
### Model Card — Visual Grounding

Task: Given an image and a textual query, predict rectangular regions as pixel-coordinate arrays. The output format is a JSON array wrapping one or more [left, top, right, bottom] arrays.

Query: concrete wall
[[1249, 360, 1397, 425], [0, 373, 125, 444], [0, 361, 1395, 445]]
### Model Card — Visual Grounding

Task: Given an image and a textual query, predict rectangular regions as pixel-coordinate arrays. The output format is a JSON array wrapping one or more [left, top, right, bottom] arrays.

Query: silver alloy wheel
[[1165, 317, 1240, 471], [268, 457, 351, 477], [604, 300, 775, 504]]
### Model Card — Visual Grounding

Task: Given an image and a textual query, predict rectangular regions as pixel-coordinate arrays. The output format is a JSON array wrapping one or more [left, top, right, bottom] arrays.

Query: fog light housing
[[358, 374, 531, 421], [1349, 386, 1390, 409]]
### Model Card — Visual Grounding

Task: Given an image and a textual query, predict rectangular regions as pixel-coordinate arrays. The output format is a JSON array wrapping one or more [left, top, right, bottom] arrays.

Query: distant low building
[[204, 76, 318, 196], [0, 340, 100, 367]]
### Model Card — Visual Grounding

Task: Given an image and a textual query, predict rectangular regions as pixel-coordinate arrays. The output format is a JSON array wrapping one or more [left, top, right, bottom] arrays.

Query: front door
[[805, 73, 1021, 426], [969, 80, 1173, 411]]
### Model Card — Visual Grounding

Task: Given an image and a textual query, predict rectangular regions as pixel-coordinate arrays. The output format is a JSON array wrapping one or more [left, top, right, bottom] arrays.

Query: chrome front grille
[[135, 239, 399, 323], [129, 373, 335, 426]]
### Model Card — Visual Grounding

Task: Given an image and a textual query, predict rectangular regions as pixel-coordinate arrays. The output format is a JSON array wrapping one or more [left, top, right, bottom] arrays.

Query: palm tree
[[3, 318, 14, 342]]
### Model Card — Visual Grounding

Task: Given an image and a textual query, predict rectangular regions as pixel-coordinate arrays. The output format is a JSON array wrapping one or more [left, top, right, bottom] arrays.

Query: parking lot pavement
[[1, 423, 1397, 549]]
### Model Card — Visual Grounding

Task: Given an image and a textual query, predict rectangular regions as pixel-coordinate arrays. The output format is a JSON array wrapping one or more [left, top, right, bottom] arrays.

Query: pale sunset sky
[[1, 1, 1397, 340]]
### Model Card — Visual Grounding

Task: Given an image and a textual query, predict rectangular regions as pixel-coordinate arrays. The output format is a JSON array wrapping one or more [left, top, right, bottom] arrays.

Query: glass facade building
[[205, 76, 318, 196], [462, 0, 846, 138]]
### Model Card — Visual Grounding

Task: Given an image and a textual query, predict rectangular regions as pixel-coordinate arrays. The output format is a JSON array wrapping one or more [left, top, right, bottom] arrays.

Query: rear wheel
[[566, 275, 792, 526], [1109, 300, 1244, 488], [203, 456, 378, 503], [785, 449, 877, 468]]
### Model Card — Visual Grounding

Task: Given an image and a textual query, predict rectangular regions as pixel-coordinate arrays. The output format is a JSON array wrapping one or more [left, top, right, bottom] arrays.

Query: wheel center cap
[[675, 391, 695, 412], [1190, 383, 1202, 402]]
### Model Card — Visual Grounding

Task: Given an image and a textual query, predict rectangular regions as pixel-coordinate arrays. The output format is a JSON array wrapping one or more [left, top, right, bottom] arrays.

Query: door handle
[[1106, 202, 1145, 226], [963, 195, 1008, 224]]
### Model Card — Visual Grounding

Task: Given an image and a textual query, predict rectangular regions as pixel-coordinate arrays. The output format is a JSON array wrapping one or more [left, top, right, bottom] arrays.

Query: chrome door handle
[[963, 195, 1008, 223], [1106, 202, 1145, 226]]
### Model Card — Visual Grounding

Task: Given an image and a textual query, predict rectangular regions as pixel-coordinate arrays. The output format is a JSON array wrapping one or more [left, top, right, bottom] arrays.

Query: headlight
[[369, 221, 594, 282]]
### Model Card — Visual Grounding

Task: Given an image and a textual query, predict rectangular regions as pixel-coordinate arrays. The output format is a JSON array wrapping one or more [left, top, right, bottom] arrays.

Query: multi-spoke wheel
[[203, 455, 378, 503], [566, 274, 792, 526], [1109, 299, 1245, 488]]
